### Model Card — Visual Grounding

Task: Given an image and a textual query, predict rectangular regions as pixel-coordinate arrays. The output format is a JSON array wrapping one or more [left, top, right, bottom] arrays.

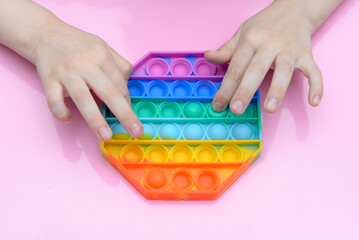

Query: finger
[[63, 77, 112, 141], [264, 54, 295, 113], [84, 69, 143, 138], [107, 46, 133, 80], [43, 80, 73, 122], [211, 41, 255, 112], [102, 55, 131, 105], [296, 56, 323, 106], [230, 48, 278, 114], [204, 26, 242, 65]]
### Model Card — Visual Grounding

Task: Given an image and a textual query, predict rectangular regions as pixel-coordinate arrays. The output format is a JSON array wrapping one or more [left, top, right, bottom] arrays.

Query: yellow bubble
[[194, 145, 218, 163], [170, 145, 193, 162], [219, 145, 243, 162], [120, 145, 144, 162], [145, 145, 169, 163]]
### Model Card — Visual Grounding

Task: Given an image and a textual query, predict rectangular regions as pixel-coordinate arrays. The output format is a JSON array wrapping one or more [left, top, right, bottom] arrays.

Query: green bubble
[[206, 103, 228, 118], [182, 102, 205, 118], [229, 104, 254, 118], [134, 101, 157, 118], [158, 101, 181, 118]]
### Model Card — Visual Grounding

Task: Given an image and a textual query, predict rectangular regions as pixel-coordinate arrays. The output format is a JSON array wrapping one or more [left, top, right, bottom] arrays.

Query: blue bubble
[[139, 123, 157, 140], [111, 123, 130, 140], [158, 123, 181, 140], [207, 123, 229, 140], [183, 123, 205, 140], [231, 123, 254, 140]]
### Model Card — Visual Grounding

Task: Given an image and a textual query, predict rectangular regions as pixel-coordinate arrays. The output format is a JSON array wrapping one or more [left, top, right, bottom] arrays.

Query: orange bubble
[[120, 145, 144, 162], [144, 168, 169, 190], [170, 169, 194, 191], [195, 169, 220, 190]]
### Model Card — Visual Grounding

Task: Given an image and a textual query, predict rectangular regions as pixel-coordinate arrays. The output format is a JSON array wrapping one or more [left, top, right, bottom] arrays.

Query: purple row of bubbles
[[145, 58, 216, 77], [128, 80, 217, 98]]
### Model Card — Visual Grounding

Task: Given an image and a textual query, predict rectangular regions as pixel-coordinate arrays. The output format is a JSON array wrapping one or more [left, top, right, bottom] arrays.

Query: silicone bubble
[[127, 81, 146, 97], [134, 101, 157, 118], [207, 123, 230, 140], [146, 80, 169, 97], [170, 169, 194, 191], [219, 145, 244, 162], [145, 145, 169, 163], [170, 80, 193, 97], [195, 169, 220, 190], [182, 123, 205, 140], [120, 145, 144, 162], [138, 123, 157, 140], [111, 123, 130, 140], [229, 104, 254, 118], [193, 80, 216, 98], [194, 145, 218, 163], [145, 58, 169, 76], [158, 123, 181, 140], [193, 58, 217, 76], [206, 103, 228, 118], [170, 145, 193, 163], [158, 101, 181, 118], [182, 102, 205, 118], [144, 168, 169, 190], [169, 58, 193, 76], [231, 123, 255, 140]]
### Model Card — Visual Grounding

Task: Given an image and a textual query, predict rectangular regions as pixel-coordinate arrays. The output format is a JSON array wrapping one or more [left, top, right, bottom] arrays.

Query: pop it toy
[[101, 52, 262, 200]]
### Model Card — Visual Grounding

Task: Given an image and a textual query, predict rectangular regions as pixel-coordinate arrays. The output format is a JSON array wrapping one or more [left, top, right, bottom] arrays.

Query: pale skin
[[0, 0, 342, 141]]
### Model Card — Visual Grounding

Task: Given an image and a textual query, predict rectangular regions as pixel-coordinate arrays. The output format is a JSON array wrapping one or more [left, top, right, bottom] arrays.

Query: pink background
[[1, 0, 358, 239]]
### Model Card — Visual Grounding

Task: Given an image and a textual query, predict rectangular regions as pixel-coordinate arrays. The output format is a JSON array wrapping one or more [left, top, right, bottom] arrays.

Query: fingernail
[[232, 100, 244, 114], [313, 95, 321, 105], [266, 98, 278, 112], [212, 101, 223, 112], [99, 126, 112, 141], [131, 123, 143, 138]]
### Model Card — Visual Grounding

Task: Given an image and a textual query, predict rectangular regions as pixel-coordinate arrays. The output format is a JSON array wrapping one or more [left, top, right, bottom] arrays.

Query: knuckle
[[225, 68, 241, 82], [215, 88, 232, 104], [249, 59, 266, 73], [242, 29, 259, 44], [88, 113, 104, 128], [276, 58, 294, 72], [102, 84, 120, 101], [270, 84, 287, 96], [237, 85, 254, 101], [122, 62, 133, 76], [96, 49, 111, 63], [72, 87, 88, 102]]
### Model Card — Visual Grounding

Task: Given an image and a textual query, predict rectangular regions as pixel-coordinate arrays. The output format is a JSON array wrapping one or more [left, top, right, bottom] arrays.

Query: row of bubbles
[[145, 58, 217, 77], [142, 168, 221, 191], [119, 144, 246, 163], [129, 101, 255, 119], [112, 122, 256, 141], [128, 80, 220, 98]]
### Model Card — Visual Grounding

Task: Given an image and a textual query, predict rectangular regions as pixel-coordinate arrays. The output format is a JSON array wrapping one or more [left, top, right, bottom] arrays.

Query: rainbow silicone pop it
[[101, 52, 262, 200]]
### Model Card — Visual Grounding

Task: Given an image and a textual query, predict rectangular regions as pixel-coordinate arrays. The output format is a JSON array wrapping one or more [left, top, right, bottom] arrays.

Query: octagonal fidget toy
[[100, 52, 262, 200]]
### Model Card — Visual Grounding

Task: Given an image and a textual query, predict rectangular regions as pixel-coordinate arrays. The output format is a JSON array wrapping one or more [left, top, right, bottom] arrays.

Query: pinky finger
[[44, 81, 73, 122], [296, 57, 324, 106]]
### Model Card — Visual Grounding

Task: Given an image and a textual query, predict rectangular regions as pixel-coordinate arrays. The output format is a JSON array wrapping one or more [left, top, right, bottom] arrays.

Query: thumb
[[205, 26, 242, 65]]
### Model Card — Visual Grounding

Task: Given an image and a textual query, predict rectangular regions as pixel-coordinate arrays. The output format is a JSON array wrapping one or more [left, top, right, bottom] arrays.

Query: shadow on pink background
[[0, 0, 358, 239]]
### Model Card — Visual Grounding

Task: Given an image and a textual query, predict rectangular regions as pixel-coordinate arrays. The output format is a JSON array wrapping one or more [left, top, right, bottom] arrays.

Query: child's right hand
[[32, 23, 144, 141]]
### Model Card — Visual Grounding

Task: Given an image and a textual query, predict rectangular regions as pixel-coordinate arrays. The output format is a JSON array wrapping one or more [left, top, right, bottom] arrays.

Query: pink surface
[[0, 0, 358, 239]]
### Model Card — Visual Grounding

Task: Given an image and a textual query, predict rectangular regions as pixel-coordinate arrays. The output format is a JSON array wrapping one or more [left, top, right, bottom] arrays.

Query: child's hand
[[33, 24, 143, 141], [206, 0, 340, 114]]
